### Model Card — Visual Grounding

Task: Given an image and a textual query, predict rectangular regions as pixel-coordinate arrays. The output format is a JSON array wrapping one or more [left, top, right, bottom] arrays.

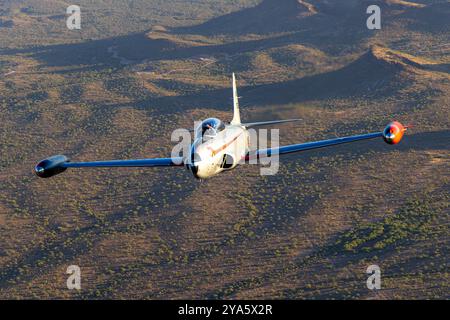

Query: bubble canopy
[[196, 118, 225, 139]]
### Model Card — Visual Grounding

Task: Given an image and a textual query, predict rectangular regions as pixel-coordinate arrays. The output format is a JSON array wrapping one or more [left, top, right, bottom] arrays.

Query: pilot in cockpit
[[196, 118, 225, 141]]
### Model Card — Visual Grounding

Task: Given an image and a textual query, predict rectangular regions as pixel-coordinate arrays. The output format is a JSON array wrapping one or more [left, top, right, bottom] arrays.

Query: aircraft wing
[[245, 121, 410, 161], [63, 158, 183, 168], [35, 155, 183, 178]]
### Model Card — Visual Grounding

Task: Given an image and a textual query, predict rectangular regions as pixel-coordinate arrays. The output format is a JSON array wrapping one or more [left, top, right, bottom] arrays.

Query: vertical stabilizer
[[231, 73, 241, 125]]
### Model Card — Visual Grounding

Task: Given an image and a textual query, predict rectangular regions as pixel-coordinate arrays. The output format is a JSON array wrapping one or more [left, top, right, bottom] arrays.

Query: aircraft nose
[[189, 152, 202, 179]]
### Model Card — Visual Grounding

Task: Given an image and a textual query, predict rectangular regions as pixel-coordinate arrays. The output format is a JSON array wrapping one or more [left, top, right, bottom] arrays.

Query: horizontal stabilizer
[[242, 118, 302, 128]]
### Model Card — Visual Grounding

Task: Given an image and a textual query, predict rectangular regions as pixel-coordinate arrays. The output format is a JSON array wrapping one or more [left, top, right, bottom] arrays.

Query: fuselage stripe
[[208, 132, 242, 156]]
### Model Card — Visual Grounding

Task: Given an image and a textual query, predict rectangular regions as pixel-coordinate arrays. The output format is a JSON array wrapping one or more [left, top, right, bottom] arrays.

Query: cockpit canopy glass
[[196, 118, 225, 140]]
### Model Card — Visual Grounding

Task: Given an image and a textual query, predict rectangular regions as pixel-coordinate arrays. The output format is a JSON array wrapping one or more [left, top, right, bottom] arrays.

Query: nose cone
[[190, 159, 211, 179], [188, 142, 215, 179], [193, 164, 212, 179], [191, 159, 213, 180], [188, 144, 210, 179]]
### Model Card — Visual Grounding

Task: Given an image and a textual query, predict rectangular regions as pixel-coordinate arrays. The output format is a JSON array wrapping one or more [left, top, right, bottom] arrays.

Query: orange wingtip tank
[[382, 121, 408, 145]]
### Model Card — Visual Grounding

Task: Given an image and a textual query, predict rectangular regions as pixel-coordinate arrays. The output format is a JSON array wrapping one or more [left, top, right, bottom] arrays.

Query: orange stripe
[[208, 133, 242, 156]]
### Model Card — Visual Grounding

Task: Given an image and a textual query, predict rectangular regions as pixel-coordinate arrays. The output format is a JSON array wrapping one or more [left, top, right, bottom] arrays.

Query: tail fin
[[231, 73, 241, 125]]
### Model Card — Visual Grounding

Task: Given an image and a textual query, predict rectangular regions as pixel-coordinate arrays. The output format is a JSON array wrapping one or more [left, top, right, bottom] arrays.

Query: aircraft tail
[[231, 73, 241, 125]]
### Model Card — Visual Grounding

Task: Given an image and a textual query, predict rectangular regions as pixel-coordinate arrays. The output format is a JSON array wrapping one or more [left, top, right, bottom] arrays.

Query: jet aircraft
[[35, 74, 409, 179]]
